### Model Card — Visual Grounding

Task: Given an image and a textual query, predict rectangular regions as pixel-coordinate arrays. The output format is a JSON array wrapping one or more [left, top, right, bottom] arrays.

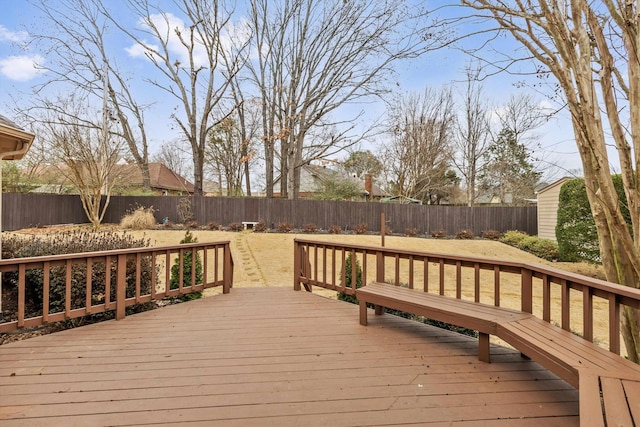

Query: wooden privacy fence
[[0, 241, 234, 333], [293, 238, 640, 356], [3, 193, 537, 235]]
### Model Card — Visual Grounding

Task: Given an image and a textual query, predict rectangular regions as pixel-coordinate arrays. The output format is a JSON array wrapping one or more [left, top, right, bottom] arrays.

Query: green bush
[[556, 178, 600, 262], [500, 230, 529, 246], [2, 230, 154, 319], [556, 175, 631, 263], [170, 230, 203, 301], [500, 231, 559, 261], [337, 253, 363, 304]]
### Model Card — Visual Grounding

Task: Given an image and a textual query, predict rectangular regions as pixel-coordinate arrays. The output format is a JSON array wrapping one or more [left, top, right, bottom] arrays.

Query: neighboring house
[[273, 164, 388, 200], [29, 162, 195, 196], [115, 162, 194, 195], [536, 177, 571, 241]]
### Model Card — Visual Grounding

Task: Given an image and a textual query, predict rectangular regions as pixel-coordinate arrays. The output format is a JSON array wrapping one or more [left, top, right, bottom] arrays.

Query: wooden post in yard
[[381, 213, 385, 247]]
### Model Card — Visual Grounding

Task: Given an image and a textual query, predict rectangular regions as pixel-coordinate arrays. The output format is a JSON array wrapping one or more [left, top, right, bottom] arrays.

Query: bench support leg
[[359, 300, 368, 326], [374, 305, 384, 316], [479, 333, 490, 363]]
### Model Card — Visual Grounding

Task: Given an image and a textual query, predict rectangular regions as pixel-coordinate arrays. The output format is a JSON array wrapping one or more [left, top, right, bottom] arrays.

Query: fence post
[[116, 254, 127, 320], [223, 243, 232, 294], [521, 267, 533, 314]]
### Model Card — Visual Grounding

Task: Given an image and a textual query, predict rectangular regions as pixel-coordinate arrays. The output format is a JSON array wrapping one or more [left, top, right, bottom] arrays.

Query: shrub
[[555, 178, 619, 262], [481, 230, 502, 240], [383, 225, 393, 235], [177, 197, 193, 224], [500, 230, 529, 246], [500, 232, 559, 261], [169, 230, 203, 301], [277, 222, 293, 233], [185, 220, 200, 229], [302, 223, 317, 233], [228, 222, 243, 232], [1, 231, 154, 319], [164, 220, 174, 229], [404, 228, 419, 237], [531, 239, 559, 261], [430, 229, 446, 239], [120, 206, 156, 230], [337, 253, 363, 304], [354, 223, 368, 235], [253, 221, 268, 232], [207, 221, 221, 230], [456, 229, 474, 239], [329, 225, 342, 234]]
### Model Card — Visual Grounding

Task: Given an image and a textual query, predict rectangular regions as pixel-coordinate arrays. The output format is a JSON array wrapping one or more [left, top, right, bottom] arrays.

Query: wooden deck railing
[[0, 241, 233, 333], [294, 238, 640, 356]]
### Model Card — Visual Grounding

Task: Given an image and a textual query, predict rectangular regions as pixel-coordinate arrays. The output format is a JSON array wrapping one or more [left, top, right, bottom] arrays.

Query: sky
[[0, 0, 585, 185]]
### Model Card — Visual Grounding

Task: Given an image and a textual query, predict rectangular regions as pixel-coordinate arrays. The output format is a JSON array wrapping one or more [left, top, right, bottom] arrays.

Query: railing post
[[376, 251, 384, 283], [223, 243, 232, 294], [521, 267, 533, 314], [294, 240, 301, 291], [116, 254, 127, 320]]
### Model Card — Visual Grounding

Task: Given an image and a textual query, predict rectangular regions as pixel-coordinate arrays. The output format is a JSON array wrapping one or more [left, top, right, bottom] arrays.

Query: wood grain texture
[[0, 288, 578, 426]]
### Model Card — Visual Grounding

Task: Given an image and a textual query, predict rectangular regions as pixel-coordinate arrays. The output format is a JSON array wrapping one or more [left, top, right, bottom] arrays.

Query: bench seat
[[355, 281, 640, 426], [356, 282, 531, 362], [498, 316, 640, 388]]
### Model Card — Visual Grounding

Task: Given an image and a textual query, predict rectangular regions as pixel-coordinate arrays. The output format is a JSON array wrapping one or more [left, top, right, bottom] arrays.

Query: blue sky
[[0, 0, 583, 183]]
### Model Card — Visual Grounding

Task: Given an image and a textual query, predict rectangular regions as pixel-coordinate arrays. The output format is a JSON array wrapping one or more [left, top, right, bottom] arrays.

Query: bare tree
[[206, 117, 257, 197], [27, 94, 124, 228], [382, 87, 455, 203], [29, 0, 152, 190], [151, 141, 191, 179], [452, 64, 492, 206], [103, 0, 243, 196], [248, 0, 431, 199], [461, 0, 640, 361]]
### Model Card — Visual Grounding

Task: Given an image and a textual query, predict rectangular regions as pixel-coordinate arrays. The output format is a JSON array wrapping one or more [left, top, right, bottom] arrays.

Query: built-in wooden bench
[[356, 282, 640, 426], [356, 282, 532, 362]]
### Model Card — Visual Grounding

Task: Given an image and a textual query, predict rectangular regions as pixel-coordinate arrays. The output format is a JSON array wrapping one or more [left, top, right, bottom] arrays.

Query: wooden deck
[[0, 288, 578, 426]]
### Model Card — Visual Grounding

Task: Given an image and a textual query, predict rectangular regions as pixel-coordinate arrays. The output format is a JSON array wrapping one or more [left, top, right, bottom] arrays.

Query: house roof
[[290, 164, 388, 197], [31, 162, 194, 193], [118, 162, 194, 193], [0, 114, 34, 160], [536, 177, 572, 195]]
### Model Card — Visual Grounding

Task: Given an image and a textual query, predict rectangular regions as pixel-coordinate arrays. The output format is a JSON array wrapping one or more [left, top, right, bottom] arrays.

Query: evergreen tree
[[480, 128, 541, 204]]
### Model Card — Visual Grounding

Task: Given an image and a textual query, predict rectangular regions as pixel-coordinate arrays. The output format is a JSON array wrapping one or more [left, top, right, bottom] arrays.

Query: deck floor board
[[0, 287, 579, 426]]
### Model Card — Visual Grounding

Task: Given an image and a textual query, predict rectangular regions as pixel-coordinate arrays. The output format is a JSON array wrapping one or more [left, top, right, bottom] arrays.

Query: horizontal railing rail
[[0, 241, 233, 333], [293, 238, 640, 356]]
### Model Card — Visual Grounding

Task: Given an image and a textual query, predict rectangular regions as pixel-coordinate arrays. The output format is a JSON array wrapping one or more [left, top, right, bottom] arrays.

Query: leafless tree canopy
[[452, 64, 492, 206], [27, 94, 125, 228], [102, 0, 247, 196], [248, 0, 432, 199], [27, 0, 152, 190], [382, 87, 455, 203]]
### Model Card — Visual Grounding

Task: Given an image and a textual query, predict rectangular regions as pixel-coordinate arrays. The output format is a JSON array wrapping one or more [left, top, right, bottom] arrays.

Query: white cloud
[[125, 42, 158, 58], [0, 25, 28, 43], [127, 13, 209, 68], [0, 55, 45, 81]]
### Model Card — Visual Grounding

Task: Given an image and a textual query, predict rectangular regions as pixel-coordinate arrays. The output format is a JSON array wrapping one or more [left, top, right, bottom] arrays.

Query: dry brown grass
[[120, 207, 157, 230], [10, 226, 614, 350]]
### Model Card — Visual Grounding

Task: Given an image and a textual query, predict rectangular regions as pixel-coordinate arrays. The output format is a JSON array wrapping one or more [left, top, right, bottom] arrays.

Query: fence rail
[[293, 238, 640, 356], [0, 241, 234, 333], [3, 194, 537, 235]]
